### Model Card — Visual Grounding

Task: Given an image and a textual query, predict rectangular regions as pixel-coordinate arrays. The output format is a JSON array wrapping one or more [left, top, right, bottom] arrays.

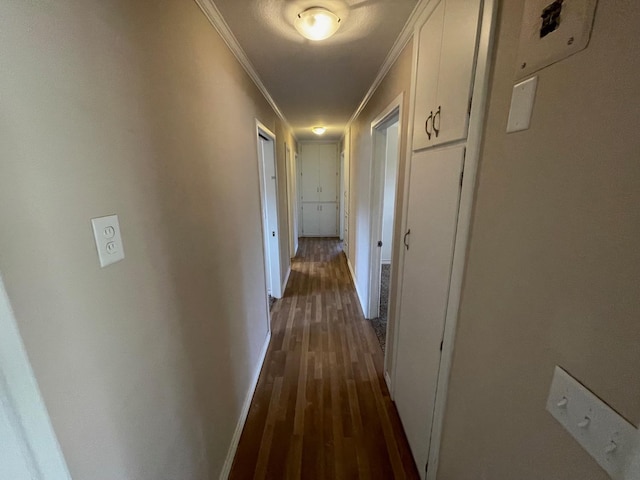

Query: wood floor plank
[[229, 238, 419, 479]]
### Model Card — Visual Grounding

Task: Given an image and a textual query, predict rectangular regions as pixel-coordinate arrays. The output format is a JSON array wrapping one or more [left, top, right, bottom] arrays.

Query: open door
[[256, 123, 283, 300]]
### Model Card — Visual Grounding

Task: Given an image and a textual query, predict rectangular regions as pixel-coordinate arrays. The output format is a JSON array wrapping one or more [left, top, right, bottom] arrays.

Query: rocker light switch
[[91, 215, 125, 267]]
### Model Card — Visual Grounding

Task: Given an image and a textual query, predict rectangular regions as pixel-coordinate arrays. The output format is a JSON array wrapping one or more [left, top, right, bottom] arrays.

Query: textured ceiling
[[213, 0, 418, 140]]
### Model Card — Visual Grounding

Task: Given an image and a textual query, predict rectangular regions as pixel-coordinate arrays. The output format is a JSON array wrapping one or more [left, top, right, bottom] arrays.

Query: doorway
[[368, 102, 401, 354], [256, 123, 283, 307]]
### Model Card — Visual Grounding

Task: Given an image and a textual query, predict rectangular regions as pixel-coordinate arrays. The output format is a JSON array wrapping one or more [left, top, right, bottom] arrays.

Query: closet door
[[301, 203, 320, 236], [317, 144, 338, 202], [434, 0, 482, 146], [412, 0, 444, 151], [394, 145, 464, 473], [319, 203, 338, 236], [300, 146, 319, 202]]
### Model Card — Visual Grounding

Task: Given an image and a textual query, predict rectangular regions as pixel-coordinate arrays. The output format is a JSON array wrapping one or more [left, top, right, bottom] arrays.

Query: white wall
[[381, 122, 399, 263], [0, 1, 292, 478]]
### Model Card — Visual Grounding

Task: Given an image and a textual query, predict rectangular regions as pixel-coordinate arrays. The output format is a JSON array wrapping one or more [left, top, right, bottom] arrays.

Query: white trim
[[426, 1, 499, 478], [366, 94, 403, 321], [256, 120, 283, 300], [218, 331, 271, 480], [384, 371, 392, 393], [0, 274, 72, 480], [281, 265, 291, 296], [345, 256, 367, 316], [342, 0, 433, 140], [194, 0, 297, 141]]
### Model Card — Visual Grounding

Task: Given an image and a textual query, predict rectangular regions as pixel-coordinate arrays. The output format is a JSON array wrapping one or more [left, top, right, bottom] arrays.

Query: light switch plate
[[546, 366, 638, 479], [515, 0, 598, 79], [507, 76, 538, 133], [91, 215, 125, 267]]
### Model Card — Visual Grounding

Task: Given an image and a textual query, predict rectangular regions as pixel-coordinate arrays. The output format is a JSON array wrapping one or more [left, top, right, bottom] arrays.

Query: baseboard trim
[[384, 371, 392, 393], [219, 330, 271, 479], [345, 256, 367, 317]]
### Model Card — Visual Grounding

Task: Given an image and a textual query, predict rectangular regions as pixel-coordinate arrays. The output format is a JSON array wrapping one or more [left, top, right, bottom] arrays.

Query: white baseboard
[[281, 265, 291, 296], [345, 256, 367, 317], [384, 371, 392, 394], [219, 331, 271, 479]]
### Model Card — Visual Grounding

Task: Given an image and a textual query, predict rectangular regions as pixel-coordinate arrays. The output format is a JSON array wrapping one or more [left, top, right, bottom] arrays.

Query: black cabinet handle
[[433, 105, 441, 138], [403, 229, 411, 250], [425, 111, 433, 140]]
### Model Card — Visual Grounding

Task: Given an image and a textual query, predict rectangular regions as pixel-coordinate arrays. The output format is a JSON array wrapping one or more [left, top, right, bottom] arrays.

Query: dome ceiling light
[[295, 7, 341, 41], [312, 126, 327, 135]]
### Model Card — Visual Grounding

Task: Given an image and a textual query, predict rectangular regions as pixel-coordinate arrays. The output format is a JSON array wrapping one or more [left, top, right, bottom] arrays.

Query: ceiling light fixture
[[295, 7, 341, 41], [312, 126, 327, 135]]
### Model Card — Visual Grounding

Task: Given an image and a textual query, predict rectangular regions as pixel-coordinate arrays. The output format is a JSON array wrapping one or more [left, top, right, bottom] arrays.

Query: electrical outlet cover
[[91, 215, 125, 267]]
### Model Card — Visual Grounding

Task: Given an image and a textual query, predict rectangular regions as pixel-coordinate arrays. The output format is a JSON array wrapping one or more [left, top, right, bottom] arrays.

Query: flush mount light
[[295, 7, 341, 41], [312, 126, 327, 135]]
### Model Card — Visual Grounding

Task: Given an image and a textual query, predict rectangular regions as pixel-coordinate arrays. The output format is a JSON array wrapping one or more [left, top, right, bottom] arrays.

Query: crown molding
[[194, 0, 297, 141], [342, 0, 432, 139]]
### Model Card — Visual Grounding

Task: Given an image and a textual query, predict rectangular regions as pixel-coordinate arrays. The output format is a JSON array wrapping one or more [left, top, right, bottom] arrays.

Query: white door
[[394, 145, 464, 476], [259, 134, 282, 298], [299, 143, 339, 237], [319, 203, 337, 236], [434, 0, 482, 146], [412, 0, 444, 151], [317, 144, 338, 202]]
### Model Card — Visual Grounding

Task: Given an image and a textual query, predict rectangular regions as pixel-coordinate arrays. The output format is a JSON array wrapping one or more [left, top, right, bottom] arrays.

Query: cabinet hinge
[[439, 340, 443, 351], [460, 170, 464, 187]]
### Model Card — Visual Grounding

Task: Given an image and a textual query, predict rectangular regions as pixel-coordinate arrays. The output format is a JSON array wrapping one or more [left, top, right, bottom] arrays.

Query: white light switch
[[507, 76, 538, 133], [546, 366, 638, 479], [91, 215, 125, 267]]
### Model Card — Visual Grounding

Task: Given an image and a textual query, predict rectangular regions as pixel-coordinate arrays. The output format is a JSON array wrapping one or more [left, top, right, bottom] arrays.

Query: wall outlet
[[91, 215, 125, 267], [546, 366, 638, 479]]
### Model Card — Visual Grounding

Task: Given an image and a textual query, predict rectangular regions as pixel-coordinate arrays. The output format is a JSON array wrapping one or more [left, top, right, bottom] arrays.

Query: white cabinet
[[300, 143, 338, 202], [412, 0, 482, 151], [394, 145, 465, 472], [300, 143, 339, 237], [301, 203, 337, 236]]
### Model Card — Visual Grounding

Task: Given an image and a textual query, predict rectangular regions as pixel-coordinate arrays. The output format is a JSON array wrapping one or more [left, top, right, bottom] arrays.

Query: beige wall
[[437, 1, 640, 478], [0, 0, 294, 478], [346, 42, 413, 351]]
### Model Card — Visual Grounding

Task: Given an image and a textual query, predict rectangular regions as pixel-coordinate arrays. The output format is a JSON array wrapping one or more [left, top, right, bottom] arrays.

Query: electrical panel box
[[515, 0, 598, 79]]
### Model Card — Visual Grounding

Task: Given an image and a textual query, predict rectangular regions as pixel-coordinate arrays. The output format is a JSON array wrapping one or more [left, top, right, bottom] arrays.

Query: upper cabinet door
[[317, 144, 338, 202], [435, 0, 482, 146], [412, 0, 444, 152], [412, 0, 482, 151]]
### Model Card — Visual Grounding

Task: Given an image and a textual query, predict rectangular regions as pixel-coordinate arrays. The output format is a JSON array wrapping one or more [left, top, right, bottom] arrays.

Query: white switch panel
[[91, 215, 125, 267], [507, 76, 538, 133], [546, 366, 638, 479]]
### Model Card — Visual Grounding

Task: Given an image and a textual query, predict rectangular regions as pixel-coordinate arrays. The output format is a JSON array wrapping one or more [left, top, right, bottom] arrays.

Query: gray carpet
[[370, 264, 390, 352]]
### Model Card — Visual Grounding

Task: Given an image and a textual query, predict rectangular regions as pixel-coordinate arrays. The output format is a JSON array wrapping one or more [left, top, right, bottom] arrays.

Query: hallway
[[230, 238, 419, 479]]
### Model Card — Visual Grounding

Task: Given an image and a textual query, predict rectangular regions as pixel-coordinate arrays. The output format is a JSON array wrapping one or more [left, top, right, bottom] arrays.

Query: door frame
[[366, 93, 403, 323], [0, 273, 72, 480], [255, 121, 283, 306], [285, 143, 298, 258]]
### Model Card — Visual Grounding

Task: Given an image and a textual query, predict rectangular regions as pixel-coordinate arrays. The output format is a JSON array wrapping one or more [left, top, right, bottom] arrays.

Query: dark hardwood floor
[[229, 238, 419, 479]]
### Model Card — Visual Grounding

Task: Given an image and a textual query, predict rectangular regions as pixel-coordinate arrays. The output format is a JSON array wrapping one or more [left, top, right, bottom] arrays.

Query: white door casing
[[0, 274, 72, 480], [256, 124, 283, 299]]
